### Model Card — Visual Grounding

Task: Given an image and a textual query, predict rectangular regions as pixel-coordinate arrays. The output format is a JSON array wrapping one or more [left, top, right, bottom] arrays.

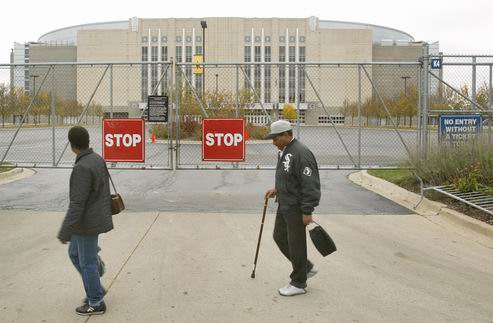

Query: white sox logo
[[283, 153, 292, 172]]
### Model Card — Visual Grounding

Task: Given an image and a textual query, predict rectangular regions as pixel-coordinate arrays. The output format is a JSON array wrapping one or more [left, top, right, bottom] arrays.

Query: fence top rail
[[429, 54, 493, 58], [442, 62, 493, 66], [0, 61, 421, 68]]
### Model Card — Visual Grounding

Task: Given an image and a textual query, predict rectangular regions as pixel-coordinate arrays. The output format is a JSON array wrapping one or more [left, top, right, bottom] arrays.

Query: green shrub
[[412, 138, 493, 191], [247, 124, 269, 140]]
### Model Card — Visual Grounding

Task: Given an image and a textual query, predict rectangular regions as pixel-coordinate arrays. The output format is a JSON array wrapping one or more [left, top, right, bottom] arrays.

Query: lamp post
[[401, 76, 410, 96], [200, 20, 207, 96]]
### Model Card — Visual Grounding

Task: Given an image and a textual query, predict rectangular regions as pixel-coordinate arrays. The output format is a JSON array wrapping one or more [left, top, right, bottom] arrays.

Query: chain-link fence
[[174, 62, 420, 169], [1, 58, 490, 170], [0, 62, 173, 169], [418, 55, 493, 159]]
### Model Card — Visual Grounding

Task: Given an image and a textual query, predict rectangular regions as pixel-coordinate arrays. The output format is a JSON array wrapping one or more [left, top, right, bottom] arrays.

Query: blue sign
[[439, 115, 482, 146], [431, 58, 442, 69]]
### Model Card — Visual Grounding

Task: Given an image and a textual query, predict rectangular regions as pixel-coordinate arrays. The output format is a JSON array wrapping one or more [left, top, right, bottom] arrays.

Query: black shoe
[[75, 302, 106, 316], [83, 286, 107, 305]]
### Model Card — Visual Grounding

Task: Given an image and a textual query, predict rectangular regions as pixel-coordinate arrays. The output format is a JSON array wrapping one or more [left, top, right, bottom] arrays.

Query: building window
[[244, 46, 251, 89], [151, 46, 158, 93], [279, 46, 285, 103], [176, 46, 182, 63], [185, 46, 192, 88], [318, 114, 345, 124], [264, 46, 271, 103], [161, 46, 168, 94], [254, 46, 261, 101], [299, 46, 306, 103], [195, 46, 203, 55], [288, 46, 296, 103], [141, 46, 148, 101]]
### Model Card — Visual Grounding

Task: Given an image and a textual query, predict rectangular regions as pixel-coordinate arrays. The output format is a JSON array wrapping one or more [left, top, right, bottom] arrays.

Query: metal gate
[[1, 54, 492, 170]]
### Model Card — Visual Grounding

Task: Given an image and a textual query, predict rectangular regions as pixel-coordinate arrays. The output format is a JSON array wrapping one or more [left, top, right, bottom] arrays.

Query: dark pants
[[68, 234, 104, 306], [273, 205, 313, 289]]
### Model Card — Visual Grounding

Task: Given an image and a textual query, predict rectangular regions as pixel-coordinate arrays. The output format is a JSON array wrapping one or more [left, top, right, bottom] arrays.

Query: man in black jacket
[[58, 126, 113, 315], [265, 120, 321, 296]]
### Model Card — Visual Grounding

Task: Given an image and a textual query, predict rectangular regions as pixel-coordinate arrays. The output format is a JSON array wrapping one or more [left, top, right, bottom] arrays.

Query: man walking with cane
[[265, 120, 321, 296]]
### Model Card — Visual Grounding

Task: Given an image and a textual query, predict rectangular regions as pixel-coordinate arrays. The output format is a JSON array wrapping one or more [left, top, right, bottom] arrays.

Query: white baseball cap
[[265, 120, 292, 139]]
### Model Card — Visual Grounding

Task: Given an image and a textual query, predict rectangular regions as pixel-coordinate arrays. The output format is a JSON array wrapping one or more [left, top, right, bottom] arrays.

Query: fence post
[[110, 64, 113, 118], [358, 64, 362, 169], [416, 64, 422, 161], [296, 63, 300, 140], [489, 65, 492, 145], [236, 65, 240, 118], [472, 56, 477, 107], [175, 59, 181, 169], [51, 65, 56, 166], [422, 44, 429, 159]]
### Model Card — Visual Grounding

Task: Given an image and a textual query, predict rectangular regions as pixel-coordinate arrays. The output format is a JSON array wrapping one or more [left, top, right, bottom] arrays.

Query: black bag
[[105, 164, 125, 215], [309, 222, 337, 257]]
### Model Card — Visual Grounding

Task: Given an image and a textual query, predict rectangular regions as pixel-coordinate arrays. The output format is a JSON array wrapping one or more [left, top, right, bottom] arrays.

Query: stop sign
[[103, 119, 145, 162], [202, 119, 245, 161]]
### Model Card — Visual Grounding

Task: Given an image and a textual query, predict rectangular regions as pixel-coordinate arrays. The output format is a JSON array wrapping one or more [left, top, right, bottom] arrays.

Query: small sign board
[[431, 58, 442, 69], [439, 114, 482, 146], [147, 95, 169, 122], [193, 55, 203, 74]]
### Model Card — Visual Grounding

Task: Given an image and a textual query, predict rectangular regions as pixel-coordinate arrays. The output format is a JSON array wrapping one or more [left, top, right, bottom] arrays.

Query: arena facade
[[10, 17, 438, 123]]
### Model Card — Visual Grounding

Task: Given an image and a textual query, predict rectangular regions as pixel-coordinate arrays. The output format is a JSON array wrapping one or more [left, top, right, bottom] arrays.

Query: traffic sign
[[103, 119, 145, 162], [202, 119, 245, 161]]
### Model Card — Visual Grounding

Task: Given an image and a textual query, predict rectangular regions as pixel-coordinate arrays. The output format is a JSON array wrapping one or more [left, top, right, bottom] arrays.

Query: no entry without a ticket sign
[[103, 119, 145, 162], [202, 119, 245, 162]]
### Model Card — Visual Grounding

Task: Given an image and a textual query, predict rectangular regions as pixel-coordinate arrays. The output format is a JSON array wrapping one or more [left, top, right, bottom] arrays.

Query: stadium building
[[9, 17, 438, 124]]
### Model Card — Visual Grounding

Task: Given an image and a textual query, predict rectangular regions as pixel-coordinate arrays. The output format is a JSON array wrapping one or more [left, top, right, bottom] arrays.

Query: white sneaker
[[278, 284, 306, 296], [307, 266, 318, 279]]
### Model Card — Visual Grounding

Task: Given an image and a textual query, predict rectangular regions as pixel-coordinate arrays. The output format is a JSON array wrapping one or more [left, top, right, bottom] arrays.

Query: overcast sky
[[1, 0, 492, 64]]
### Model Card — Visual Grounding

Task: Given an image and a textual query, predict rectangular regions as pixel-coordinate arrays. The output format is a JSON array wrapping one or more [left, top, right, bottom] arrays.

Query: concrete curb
[[0, 167, 23, 180], [0, 168, 35, 185], [349, 170, 493, 239]]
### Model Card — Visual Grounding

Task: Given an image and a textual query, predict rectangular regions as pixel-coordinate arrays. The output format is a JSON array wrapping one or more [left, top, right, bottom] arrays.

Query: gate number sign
[[103, 119, 145, 162], [202, 119, 245, 161]]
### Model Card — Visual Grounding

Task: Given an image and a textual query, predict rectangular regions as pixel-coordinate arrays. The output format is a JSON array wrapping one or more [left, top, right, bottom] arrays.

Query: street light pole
[[401, 76, 410, 96], [200, 20, 207, 97]]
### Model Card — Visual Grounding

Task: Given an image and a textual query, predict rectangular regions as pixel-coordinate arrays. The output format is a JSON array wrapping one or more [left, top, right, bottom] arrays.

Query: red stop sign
[[202, 119, 245, 161], [103, 119, 145, 162]]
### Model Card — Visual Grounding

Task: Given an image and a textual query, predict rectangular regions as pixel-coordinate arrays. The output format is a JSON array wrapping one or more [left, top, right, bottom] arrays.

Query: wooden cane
[[251, 197, 269, 278]]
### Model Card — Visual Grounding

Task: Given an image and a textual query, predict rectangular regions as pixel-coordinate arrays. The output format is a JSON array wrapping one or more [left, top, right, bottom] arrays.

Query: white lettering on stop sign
[[205, 133, 243, 146], [105, 134, 142, 147]]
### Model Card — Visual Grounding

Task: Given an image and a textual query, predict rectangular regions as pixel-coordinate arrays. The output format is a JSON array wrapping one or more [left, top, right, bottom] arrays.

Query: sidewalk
[[1, 210, 493, 322]]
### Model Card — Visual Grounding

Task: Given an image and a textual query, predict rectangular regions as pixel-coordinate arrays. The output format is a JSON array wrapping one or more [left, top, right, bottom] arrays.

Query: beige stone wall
[[74, 18, 378, 116]]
